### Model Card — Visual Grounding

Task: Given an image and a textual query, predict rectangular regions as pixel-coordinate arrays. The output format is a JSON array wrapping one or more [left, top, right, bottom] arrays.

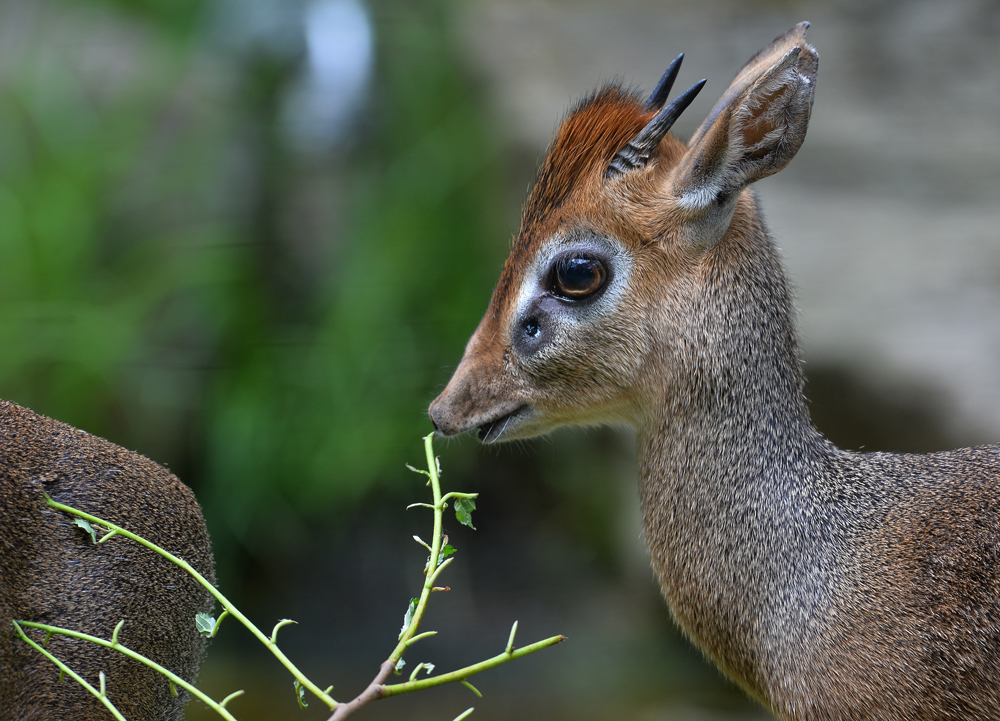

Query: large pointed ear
[[668, 22, 818, 225]]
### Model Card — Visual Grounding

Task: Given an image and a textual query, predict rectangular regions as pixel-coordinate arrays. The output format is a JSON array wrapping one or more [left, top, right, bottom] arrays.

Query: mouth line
[[477, 405, 528, 442]]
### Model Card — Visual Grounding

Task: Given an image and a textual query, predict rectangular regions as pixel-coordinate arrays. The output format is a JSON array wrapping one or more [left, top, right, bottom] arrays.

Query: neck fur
[[636, 219, 836, 700]]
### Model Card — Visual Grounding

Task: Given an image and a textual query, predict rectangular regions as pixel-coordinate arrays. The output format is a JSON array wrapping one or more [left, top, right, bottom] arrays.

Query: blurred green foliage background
[[0, 0, 509, 552]]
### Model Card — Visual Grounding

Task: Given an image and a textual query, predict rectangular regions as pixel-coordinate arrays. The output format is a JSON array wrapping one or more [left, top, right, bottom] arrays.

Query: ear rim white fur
[[668, 23, 819, 221]]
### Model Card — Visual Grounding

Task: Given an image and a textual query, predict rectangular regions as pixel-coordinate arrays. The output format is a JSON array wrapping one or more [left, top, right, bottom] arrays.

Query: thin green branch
[[29, 433, 562, 721], [111, 620, 125, 646], [12, 621, 127, 721], [220, 690, 245, 708], [426, 556, 454, 587], [379, 634, 565, 698], [211, 610, 231, 638], [388, 434, 447, 666], [459, 680, 482, 698], [327, 433, 565, 720], [97, 529, 120, 544], [505, 621, 518, 655], [403, 631, 437, 648], [440, 492, 479, 504], [17, 620, 240, 721], [270, 619, 297, 644], [42, 494, 337, 711]]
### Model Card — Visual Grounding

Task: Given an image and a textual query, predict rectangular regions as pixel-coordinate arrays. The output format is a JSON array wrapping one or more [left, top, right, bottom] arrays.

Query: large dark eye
[[554, 256, 606, 298]]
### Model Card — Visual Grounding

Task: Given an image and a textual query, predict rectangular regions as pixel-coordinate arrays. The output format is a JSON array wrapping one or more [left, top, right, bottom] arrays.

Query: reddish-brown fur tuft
[[490, 87, 655, 324]]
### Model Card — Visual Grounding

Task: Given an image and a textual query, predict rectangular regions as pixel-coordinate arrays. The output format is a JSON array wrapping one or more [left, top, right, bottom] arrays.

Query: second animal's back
[[1, 399, 215, 719]]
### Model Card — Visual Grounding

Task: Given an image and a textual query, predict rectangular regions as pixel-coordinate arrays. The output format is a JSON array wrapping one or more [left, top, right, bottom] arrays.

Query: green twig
[[11, 621, 129, 721], [459, 680, 481, 698], [403, 631, 437, 648], [212, 610, 231, 638], [43, 494, 337, 711], [220, 690, 245, 708], [505, 621, 518, 655], [17, 620, 241, 721], [390, 434, 449, 665], [111, 620, 125, 646], [270, 619, 297, 644], [326, 433, 565, 720], [28, 434, 562, 721], [380, 634, 565, 697]]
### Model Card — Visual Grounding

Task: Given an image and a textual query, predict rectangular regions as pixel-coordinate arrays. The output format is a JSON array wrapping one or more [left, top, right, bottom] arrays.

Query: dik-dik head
[[430, 23, 818, 442]]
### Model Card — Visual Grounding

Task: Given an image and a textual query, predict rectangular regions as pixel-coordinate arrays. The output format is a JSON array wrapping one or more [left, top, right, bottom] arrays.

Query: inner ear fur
[[668, 22, 819, 217]]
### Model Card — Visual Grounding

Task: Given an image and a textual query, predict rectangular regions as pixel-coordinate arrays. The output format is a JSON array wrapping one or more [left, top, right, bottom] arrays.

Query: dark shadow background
[[1, 0, 997, 719]]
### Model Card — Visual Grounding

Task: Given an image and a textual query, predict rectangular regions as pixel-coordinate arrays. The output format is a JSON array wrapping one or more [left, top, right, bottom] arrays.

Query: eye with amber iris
[[553, 256, 607, 299]]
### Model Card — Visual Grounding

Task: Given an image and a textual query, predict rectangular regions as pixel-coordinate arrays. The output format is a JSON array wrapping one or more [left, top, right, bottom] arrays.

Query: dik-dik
[[0, 399, 214, 719], [430, 23, 1000, 720]]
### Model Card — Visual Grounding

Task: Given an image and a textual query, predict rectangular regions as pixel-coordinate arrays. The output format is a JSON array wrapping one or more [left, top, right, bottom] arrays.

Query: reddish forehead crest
[[518, 86, 653, 242], [480, 87, 653, 332]]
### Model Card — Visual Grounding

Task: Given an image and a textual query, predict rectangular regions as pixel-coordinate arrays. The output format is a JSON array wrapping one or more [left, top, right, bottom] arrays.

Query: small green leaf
[[398, 597, 418, 639], [438, 544, 457, 567], [294, 679, 308, 709], [454, 497, 476, 530], [394, 658, 406, 674], [195, 613, 216, 638], [73, 518, 97, 544]]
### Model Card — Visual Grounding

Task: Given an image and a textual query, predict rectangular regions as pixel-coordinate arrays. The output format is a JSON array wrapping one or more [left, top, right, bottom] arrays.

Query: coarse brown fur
[[429, 23, 1000, 720], [1, 400, 215, 719]]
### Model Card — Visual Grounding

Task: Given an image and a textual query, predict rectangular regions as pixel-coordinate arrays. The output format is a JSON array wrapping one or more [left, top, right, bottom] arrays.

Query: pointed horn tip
[[683, 78, 708, 99], [645, 52, 687, 110]]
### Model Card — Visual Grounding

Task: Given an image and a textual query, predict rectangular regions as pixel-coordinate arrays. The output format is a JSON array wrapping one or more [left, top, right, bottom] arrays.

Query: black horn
[[645, 53, 684, 110], [607, 78, 707, 179]]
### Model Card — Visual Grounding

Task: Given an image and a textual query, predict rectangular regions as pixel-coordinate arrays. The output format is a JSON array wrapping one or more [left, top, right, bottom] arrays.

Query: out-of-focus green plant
[[203, 1, 509, 543], [0, 0, 508, 556]]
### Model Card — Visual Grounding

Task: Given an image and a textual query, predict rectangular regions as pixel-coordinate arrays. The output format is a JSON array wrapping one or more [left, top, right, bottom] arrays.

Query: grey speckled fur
[[0, 400, 215, 720]]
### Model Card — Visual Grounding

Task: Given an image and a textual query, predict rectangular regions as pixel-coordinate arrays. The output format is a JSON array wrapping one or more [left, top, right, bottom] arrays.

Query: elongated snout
[[429, 340, 535, 443], [428, 365, 478, 437]]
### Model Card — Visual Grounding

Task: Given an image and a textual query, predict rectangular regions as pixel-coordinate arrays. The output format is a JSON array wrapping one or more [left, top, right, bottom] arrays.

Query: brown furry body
[[429, 24, 1000, 719], [0, 400, 214, 720]]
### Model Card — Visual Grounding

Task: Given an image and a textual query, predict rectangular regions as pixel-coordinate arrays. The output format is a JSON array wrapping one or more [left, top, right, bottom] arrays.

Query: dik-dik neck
[[636, 231, 837, 697]]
